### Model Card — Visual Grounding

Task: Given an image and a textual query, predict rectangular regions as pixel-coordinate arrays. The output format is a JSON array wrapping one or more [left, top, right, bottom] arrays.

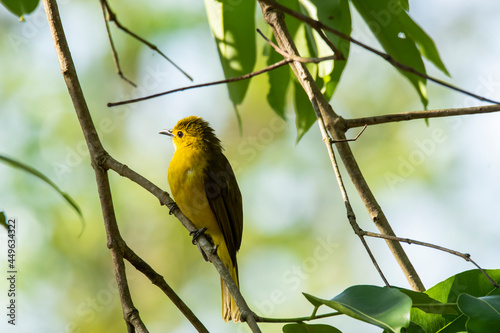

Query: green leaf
[[411, 269, 500, 333], [0, 154, 84, 231], [307, 0, 351, 101], [204, 0, 256, 107], [266, 34, 290, 120], [0, 211, 7, 231], [457, 294, 500, 333], [0, 0, 38, 19], [395, 287, 457, 315], [398, 0, 409, 11], [282, 323, 342, 333], [304, 286, 412, 332], [350, 0, 429, 108], [293, 79, 317, 144]]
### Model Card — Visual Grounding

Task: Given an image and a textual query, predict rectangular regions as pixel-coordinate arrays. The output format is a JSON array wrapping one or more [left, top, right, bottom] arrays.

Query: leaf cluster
[[285, 269, 500, 333]]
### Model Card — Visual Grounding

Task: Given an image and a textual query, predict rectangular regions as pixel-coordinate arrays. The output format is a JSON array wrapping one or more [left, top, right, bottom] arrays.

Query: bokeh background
[[1, 0, 499, 332]]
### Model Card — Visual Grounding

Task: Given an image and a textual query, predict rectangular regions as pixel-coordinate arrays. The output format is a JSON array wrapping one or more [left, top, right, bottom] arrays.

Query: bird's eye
[[177, 131, 183, 138]]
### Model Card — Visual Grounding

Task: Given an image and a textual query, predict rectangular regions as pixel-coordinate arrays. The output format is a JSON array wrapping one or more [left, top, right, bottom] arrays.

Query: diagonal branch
[[99, 0, 192, 82], [99, 0, 136, 87], [345, 104, 500, 129], [361, 231, 499, 288], [122, 243, 209, 332], [317, 117, 390, 287], [259, 0, 500, 105], [258, 0, 426, 292]]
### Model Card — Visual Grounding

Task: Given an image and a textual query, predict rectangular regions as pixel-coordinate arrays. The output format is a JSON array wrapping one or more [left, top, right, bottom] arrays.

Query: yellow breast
[[168, 148, 220, 236]]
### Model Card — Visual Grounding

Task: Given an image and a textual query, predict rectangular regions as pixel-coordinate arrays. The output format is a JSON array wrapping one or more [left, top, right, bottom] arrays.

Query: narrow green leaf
[[266, 34, 290, 120], [283, 323, 342, 333], [204, 0, 256, 106], [293, 80, 317, 144], [395, 287, 457, 315], [1, 0, 39, 18], [457, 294, 500, 333], [411, 269, 500, 333], [307, 0, 351, 101], [265, 0, 303, 120], [0, 154, 84, 230], [0, 211, 7, 230], [350, 0, 428, 108], [396, 11, 450, 76], [304, 286, 412, 333]]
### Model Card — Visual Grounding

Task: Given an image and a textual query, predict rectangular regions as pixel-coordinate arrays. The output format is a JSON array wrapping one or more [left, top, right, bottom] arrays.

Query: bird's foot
[[190, 227, 207, 245], [168, 202, 178, 215]]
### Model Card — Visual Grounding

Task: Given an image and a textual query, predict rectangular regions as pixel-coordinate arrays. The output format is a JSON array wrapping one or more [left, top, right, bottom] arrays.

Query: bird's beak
[[159, 129, 174, 137]]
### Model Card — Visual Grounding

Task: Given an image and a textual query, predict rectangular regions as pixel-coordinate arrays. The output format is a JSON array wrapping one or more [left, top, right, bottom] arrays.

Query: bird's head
[[159, 116, 222, 151]]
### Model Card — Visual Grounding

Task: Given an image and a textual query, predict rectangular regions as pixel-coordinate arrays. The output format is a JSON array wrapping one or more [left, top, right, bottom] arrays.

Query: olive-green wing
[[204, 153, 243, 265]]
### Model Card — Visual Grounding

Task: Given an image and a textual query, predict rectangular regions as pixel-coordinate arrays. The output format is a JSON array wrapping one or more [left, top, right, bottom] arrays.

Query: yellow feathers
[[160, 116, 243, 322]]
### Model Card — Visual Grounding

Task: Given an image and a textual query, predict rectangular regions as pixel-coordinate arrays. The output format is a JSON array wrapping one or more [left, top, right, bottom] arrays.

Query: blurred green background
[[1, 1, 499, 332]]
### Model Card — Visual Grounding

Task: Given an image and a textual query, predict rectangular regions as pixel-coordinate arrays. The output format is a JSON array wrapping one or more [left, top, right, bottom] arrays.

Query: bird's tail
[[221, 260, 241, 322]]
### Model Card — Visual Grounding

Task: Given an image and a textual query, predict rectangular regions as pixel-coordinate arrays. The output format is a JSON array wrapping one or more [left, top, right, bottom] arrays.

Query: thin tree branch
[[42, 1, 149, 331], [317, 118, 389, 287], [100, 0, 192, 82], [258, 0, 426, 292], [107, 58, 292, 107], [99, 0, 137, 87], [256, 311, 342, 323], [361, 231, 499, 288], [259, 0, 500, 105], [345, 104, 500, 129], [122, 243, 209, 333]]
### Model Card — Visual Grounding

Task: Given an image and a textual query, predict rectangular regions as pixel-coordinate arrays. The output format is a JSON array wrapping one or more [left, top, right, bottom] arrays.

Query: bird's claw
[[190, 227, 207, 245], [168, 202, 178, 215]]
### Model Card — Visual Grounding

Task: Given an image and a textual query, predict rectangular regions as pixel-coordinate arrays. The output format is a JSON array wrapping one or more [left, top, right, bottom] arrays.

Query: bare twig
[[317, 118, 389, 287], [100, 0, 192, 82], [99, 0, 136, 87], [331, 124, 367, 143], [361, 231, 499, 288], [256, 311, 342, 323], [345, 104, 500, 129], [107, 58, 292, 107], [259, 0, 500, 105]]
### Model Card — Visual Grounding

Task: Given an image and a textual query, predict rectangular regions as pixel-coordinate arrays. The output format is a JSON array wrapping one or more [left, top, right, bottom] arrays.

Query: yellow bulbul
[[160, 116, 243, 322]]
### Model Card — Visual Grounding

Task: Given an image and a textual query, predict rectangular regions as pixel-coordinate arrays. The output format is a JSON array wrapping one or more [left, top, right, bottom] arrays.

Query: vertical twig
[[42, 0, 149, 330], [317, 118, 390, 287]]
